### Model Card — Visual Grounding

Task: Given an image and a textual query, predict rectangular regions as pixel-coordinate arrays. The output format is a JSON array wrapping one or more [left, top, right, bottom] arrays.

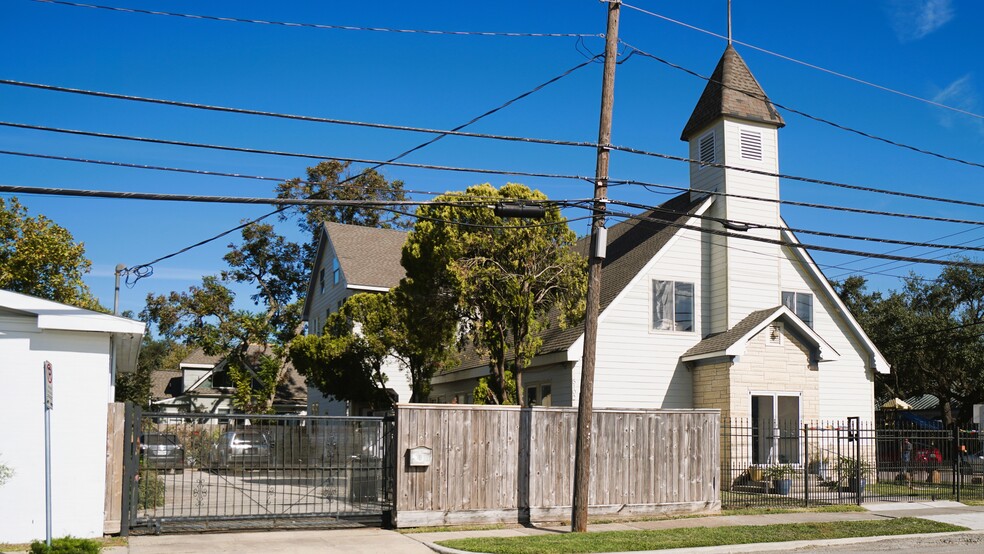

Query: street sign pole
[[43, 360, 53, 549]]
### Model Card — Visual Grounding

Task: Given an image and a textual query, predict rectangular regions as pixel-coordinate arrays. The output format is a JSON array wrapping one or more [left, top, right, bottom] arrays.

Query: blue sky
[[1, 0, 982, 315]]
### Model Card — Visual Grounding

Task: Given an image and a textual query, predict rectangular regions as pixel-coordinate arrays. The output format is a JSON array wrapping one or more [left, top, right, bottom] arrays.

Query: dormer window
[[698, 131, 715, 169]]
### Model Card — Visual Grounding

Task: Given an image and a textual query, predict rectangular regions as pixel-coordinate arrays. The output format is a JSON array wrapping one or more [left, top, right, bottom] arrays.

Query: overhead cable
[[620, 2, 984, 120], [32, 0, 599, 38], [622, 42, 984, 170]]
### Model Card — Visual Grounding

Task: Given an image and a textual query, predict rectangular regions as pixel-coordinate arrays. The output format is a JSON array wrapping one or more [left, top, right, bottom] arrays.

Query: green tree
[[836, 266, 984, 425], [290, 293, 398, 411], [277, 160, 410, 261], [142, 223, 306, 413], [115, 336, 192, 407], [0, 197, 101, 310], [404, 183, 586, 405]]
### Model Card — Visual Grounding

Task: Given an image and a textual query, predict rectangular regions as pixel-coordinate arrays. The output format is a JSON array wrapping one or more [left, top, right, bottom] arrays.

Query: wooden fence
[[393, 404, 720, 528], [103, 402, 124, 534]]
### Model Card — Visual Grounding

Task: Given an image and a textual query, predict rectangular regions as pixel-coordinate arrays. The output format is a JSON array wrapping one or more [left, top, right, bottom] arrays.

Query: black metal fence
[[122, 408, 393, 534], [722, 418, 984, 509]]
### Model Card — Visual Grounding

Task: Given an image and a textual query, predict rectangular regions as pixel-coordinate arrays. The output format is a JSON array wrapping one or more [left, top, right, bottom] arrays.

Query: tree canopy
[[836, 266, 984, 425], [403, 183, 586, 405], [0, 197, 101, 310]]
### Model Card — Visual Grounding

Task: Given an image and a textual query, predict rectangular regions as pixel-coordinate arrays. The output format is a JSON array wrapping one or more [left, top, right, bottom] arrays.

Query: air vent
[[740, 129, 763, 161], [698, 131, 715, 168]]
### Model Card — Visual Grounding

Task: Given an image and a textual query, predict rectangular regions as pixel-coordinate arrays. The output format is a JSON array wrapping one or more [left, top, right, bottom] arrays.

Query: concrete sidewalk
[[8, 501, 979, 554]]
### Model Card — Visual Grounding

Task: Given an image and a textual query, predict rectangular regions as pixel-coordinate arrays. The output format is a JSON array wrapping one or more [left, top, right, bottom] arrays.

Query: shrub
[[138, 470, 166, 509], [29, 536, 101, 554]]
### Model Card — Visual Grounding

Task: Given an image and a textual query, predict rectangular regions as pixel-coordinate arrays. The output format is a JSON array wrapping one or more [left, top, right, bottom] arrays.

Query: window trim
[[651, 279, 696, 333]]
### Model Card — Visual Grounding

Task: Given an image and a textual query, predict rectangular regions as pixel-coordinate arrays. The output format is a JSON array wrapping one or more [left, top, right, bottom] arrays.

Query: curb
[[416, 529, 984, 554]]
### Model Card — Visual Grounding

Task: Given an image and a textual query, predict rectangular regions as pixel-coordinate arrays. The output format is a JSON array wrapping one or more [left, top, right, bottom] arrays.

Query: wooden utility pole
[[572, 0, 620, 532]]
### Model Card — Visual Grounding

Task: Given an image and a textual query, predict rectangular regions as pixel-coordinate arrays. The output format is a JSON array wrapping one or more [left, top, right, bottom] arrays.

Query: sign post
[[43, 361, 53, 549]]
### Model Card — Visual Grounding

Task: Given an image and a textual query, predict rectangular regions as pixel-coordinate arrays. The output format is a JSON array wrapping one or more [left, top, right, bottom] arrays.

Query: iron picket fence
[[722, 417, 984, 509], [122, 407, 393, 534]]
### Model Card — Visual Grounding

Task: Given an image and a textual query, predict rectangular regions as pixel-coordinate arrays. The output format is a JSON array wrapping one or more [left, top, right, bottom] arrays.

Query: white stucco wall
[[0, 321, 112, 543]]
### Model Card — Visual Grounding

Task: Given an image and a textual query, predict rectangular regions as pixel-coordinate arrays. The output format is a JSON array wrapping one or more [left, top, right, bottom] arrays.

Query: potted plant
[[808, 454, 829, 479], [748, 465, 765, 481], [836, 456, 873, 493], [764, 463, 795, 495]]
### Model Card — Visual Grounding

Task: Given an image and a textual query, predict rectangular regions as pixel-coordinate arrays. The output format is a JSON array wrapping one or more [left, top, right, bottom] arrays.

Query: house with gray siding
[[301, 222, 412, 416]]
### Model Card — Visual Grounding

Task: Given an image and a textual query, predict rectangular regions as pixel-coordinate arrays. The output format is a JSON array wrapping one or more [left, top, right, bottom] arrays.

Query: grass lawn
[[437, 517, 966, 554]]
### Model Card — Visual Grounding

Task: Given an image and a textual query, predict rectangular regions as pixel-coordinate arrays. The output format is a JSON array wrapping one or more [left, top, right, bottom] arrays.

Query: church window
[[652, 280, 695, 332]]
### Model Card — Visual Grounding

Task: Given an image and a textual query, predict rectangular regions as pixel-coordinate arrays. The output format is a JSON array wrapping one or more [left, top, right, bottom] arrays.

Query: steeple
[[680, 45, 785, 141]]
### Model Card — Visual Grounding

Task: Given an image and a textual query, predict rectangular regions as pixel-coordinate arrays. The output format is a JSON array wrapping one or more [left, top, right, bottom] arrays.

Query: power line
[[613, 179, 984, 228], [9, 117, 984, 215], [622, 42, 984, 171], [31, 0, 600, 39], [7, 147, 984, 232], [608, 198, 984, 254], [123, 57, 595, 278], [620, 1, 984, 121], [602, 206, 981, 268]]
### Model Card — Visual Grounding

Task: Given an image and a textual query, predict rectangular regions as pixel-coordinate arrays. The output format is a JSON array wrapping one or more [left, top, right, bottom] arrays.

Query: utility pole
[[572, 0, 620, 532]]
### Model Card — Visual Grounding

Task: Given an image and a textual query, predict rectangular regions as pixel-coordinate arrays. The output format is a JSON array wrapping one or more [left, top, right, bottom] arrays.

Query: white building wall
[[720, 120, 781, 328], [0, 323, 112, 543], [591, 226, 705, 409], [779, 248, 876, 422]]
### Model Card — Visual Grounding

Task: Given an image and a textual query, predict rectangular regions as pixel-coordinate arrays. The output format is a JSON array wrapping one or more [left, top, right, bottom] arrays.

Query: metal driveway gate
[[121, 406, 393, 534]]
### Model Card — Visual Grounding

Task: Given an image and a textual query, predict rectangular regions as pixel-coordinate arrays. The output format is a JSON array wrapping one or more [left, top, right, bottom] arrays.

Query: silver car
[[208, 429, 271, 470]]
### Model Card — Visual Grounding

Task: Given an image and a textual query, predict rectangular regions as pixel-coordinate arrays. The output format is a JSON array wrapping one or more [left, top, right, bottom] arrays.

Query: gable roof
[[302, 222, 408, 319], [324, 222, 408, 289], [681, 305, 839, 363], [0, 289, 145, 372], [170, 346, 307, 403], [680, 44, 785, 141]]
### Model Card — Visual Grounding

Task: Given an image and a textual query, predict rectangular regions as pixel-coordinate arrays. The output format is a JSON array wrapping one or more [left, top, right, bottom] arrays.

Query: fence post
[[803, 424, 810, 508], [953, 422, 961, 502]]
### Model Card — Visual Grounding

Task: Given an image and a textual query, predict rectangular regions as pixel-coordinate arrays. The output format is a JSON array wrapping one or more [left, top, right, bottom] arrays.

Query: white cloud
[[931, 74, 984, 135], [886, 0, 954, 42]]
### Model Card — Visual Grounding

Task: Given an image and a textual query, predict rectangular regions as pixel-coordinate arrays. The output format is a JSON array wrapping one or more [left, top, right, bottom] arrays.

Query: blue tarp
[[899, 410, 944, 430]]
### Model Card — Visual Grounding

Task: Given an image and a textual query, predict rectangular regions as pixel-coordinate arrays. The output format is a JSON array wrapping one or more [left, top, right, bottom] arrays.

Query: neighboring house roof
[[155, 346, 307, 406], [302, 222, 408, 319], [326, 222, 408, 289], [0, 289, 145, 372], [150, 370, 183, 401], [680, 44, 785, 141], [902, 394, 941, 411], [681, 305, 839, 363]]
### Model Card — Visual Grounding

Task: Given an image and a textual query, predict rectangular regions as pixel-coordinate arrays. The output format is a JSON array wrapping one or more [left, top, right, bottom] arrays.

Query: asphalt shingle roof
[[682, 307, 782, 358], [680, 45, 785, 141], [166, 346, 307, 403], [324, 222, 408, 289]]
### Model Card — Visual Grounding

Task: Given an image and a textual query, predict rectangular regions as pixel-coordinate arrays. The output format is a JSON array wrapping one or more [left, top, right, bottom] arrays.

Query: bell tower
[[681, 45, 786, 334]]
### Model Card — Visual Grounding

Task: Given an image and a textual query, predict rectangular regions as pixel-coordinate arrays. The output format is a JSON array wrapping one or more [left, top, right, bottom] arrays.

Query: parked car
[[914, 444, 943, 465], [960, 449, 984, 474], [208, 429, 271, 470], [140, 432, 185, 471]]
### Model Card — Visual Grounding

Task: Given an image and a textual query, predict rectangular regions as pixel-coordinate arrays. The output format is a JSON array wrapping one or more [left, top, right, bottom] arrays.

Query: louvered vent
[[768, 323, 783, 346], [740, 129, 763, 161], [698, 132, 715, 168]]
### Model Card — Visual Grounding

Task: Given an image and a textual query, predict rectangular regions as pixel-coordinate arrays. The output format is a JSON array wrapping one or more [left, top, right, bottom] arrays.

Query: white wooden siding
[[591, 225, 704, 409], [779, 247, 875, 421]]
